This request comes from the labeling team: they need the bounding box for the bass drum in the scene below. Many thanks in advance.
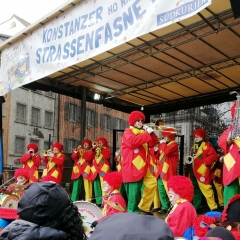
[0,194,19,209]
[73,201,103,238]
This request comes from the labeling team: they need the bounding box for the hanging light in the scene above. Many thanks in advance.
[93,93,101,100]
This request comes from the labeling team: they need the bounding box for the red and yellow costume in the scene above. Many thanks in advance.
[156,128,179,212]
[71,139,95,202]
[165,176,197,237]
[91,137,111,205]
[121,111,158,213]
[218,102,240,206]
[190,129,218,211]
[42,142,65,185]
[20,143,40,183]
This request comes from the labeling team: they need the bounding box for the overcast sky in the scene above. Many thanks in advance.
[0,0,68,24]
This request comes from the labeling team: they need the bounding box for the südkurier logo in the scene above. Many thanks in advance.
[157,0,209,26]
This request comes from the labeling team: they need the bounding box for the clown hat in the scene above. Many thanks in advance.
[103,172,122,190]
[27,143,38,153]
[193,128,207,139]
[167,175,194,202]
[96,137,108,147]
[128,111,145,126]
[52,142,63,152]
[14,168,29,181]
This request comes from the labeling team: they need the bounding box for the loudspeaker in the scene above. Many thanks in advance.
[229,0,240,19]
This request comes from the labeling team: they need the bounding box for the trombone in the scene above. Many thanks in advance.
[42,149,53,157]
[145,122,178,134]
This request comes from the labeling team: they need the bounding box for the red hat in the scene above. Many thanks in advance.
[27,143,38,153]
[103,171,122,190]
[167,175,194,202]
[161,127,176,140]
[52,142,63,152]
[96,137,108,147]
[41,175,57,183]
[193,128,207,139]
[14,168,29,180]
[128,111,145,126]
[231,101,236,120]
[82,139,92,146]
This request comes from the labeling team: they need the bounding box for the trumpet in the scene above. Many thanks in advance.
[145,122,178,134]
[184,144,198,164]
[92,142,97,148]
[42,149,53,157]
[73,145,85,155]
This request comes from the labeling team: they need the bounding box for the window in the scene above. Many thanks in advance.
[116,118,122,129]
[16,103,27,123]
[30,139,39,148]
[31,107,41,126]
[100,114,111,130]
[86,109,98,127]
[65,102,81,123]
[44,111,53,128]
[15,137,25,155]
[44,141,50,150]
[175,125,182,135]
[63,138,81,153]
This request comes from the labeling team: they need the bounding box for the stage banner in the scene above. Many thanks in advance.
[0,0,211,95]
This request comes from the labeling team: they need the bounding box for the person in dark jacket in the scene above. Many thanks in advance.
[0,182,87,240]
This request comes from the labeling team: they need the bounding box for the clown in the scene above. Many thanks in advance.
[20,143,41,183]
[91,137,111,206]
[71,139,95,202]
[189,129,218,211]
[121,110,158,214]
[41,142,65,185]
[101,171,126,218]
[155,127,179,214]
[165,175,197,237]
[218,101,240,206]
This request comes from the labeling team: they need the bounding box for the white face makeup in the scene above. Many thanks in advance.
[17,176,27,185]
[194,135,203,143]
[168,188,180,205]
[102,181,112,193]
[52,147,59,154]
[134,119,144,129]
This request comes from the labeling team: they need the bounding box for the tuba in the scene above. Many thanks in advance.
[230,91,240,140]
[184,144,198,164]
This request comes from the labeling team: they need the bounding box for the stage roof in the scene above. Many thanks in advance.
[1,0,240,114]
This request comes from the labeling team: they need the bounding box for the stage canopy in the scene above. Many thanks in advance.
[0,0,240,114]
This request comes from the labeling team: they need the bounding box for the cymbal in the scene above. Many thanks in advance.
[0,187,12,195]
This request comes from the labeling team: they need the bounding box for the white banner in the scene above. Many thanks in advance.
[0,0,211,96]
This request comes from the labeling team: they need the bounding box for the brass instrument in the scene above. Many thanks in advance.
[145,122,178,134]
[184,144,198,164]
[73,145,85,155]
[42,149,53,157]
[92,142,97,148]
[230,91,240,140]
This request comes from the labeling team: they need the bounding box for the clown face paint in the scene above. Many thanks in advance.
[168,188,180,205]
[134,119,144,129]
[103,181,112,194]
[17,176,27,185]
[194,135,203,143]
[52,147,59,154]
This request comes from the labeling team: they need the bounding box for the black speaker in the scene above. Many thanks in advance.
[230,0,240,19]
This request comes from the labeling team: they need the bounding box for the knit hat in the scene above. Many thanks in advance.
[96,137,108,147]
[14,168,29,180]
[18,182,70,226]
[222,194,240,222]
[82,139,92,146]
[27,143,38,153]
[90,212,174,240]
[193,128,207,139]
[128,111,145,126]
[52,142,63,152]
[167,176,194,202]
[231,102,236,120]
[161,127,176,141]
[103,172,122,190]
[206,227,235,240]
